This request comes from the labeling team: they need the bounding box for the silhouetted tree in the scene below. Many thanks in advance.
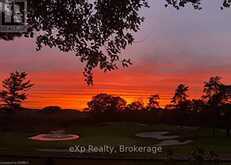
[165,104,176,110]
[112,96,127,111]
[180,100,192,111]
[171,84,190,126]
[126,101,145,111]
[41,106,62,113]
[221,104,231,136]
[0,0,149,85]
[165,0,231,10]
[88,93,126,112]
[203,76,226,106]
[202,76,226,136]
[147,94,160,110]
[171,84,189,110]
[0,71,33,111]
[191,99,205,112]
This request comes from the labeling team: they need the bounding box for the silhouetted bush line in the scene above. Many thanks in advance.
[0,73,230,135]
[0,110,94,132]
[89,110,229,128]
[0,109,230,133]
[85,76,231,136]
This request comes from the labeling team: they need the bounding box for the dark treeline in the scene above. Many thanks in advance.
[85,76,231,136]
[0,71,231,136]
[86,76,231,113]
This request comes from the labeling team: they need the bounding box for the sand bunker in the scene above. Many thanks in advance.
[105,122,147,127]
[136,131,179,140]
[158,139,192,146]
[136,131,192,146]
[29,130,80,141]
[177,126,199,130]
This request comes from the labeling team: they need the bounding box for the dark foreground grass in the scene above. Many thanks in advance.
[2,158,231,165]
[0,122,231,158]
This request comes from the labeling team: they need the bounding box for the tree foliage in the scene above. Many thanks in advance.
[191,99,205,112]
[0,71,33,110]
[126,101,145,111]
[147,94,160,110]
[165,0,231,10]
[41,106,62,113]
[87,93,127,112]
[0,0,149,85]
[171,84,189,106]
[202,76,226,107]
[202,76,229,136]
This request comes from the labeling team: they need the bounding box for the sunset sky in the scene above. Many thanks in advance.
[0,0,231,110]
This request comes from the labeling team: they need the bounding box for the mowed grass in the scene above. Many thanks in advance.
[0,122,231,157]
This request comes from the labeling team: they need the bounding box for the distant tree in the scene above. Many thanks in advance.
[221,104,231,136]
[112,96,127,111]
[165,104,176,110]
[171,84,190,126]
[83,107,90,112]
[126,101,145,111]
[202,76,225,136]
[147,95,160,110]
[88,93,126,112]
[202,76,226,106]
[191,99,205,112]
[171,84,189,110]
[41,106,62,113]
[180,99,192,111]
[0,71,33,111]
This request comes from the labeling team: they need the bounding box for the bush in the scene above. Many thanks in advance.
[41,106,62,113]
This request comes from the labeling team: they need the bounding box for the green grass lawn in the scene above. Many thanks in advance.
[1,122,231,164]
[0,122,231,157]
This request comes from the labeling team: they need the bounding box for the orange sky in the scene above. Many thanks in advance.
[19,68,231,110]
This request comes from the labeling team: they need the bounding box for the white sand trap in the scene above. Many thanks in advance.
[177,126,199,130]
[29,131,80,141]
[105,122,147,127]
[29,134,80,141]
[136,131,179,140]
[158,140,192,146]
